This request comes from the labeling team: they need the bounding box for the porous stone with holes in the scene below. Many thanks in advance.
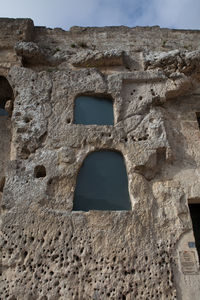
[0,18,200,300]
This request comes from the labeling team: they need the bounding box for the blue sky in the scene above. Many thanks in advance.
[1,0,200,30]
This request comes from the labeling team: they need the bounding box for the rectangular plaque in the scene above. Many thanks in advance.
[179,251,198,274]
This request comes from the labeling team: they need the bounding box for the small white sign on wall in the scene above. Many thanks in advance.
[179,251,198,274]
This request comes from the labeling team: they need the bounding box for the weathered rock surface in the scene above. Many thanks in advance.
[0,18,200,300]
[144,49,200,77]
[70,49,125,67]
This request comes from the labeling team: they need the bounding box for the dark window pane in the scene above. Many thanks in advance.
[189,204,200,259]
[0,108,9,116]
[73,151,131,211]
[74,96,114,125]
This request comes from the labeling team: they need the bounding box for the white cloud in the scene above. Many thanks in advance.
[0,0,200,30]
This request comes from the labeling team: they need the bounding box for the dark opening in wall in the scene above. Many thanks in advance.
[0,76,14,116]
[195,112,200,129]
[189,204,200,259]
[0,177,5,193]
[0,77,13,194]
[74,95,114,125]
[34,165,46,178]
[73,150,131,211]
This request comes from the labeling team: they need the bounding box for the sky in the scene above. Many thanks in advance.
[1,0,200,30]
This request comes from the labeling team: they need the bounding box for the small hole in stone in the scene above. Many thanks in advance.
[23,251,28,258]
[24,116,31,123]
[48,178,53,185]
[34,165,46,178]
[21,146,31,159]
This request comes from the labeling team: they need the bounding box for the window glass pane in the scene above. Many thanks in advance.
[73,151,131,211]
[0,108,9,116]
[74,96,114,125]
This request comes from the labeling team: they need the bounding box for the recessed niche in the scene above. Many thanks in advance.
[34,165,46,178]
[73,150,131,211]
[74,95,114,125]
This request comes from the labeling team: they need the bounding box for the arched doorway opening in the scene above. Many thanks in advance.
[0,76,14,116]
[188,202,200,259]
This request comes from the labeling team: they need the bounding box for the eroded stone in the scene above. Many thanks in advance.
[0,18,200,300]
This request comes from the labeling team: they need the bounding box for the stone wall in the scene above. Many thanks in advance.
[0,18,200,300]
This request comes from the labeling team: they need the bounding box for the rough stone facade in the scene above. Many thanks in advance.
[0,18,200,300]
